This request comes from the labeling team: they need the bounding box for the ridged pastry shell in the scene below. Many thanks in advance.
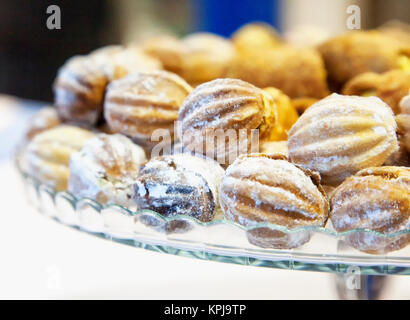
[330,166,410,254]
[288,94,399,185]
[219,153,329,249]
[68,133,147,207]
[104,71,192,149]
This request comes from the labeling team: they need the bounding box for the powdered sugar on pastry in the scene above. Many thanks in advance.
[68,133,146,207]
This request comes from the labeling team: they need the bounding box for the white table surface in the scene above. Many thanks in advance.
[0,95,408,299]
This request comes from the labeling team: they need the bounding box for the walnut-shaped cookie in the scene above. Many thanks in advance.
[54,56,108,125]
[318,30,408,89]
[133,154,225,222]
[180,33,236,86]
[24,125,95,191]
[219,154,329,249]
[178,78,277,166]
[396,94,410,153]
[22,107,61,143]
[260,140,288,157]
[140,35,185,75]
[263,87,299,141]
[288,94,399,185]
[89,45,162,81]
[104,71,192,149]
[330,166,410,254]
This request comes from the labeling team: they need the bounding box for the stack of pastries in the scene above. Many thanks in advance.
[20,22,410,254]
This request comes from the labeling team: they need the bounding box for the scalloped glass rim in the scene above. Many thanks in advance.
[15,151,410,275]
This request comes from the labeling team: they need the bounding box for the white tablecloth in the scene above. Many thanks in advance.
[0,96,408,299]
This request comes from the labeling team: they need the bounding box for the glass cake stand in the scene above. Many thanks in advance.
[16,158,410,299]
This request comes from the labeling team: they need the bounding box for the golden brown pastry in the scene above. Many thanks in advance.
[330,166,410,254]
[180,33,236,86]
[342,70,410,114]
[54,56,108,125]
[178,78,277,166]
[104,70,192,149]
[219,153,329,249]
[231,22,282,55]
[378,21,410,47]
[68,133,146,207]
[260,140,288,157]
[133,153,225,222]
[396,94,410,153]
[263,87,299,141]
[383,139,409,167]
[318,30,409,89]
[140,35,185,75]
[229,45,329,99]
[24,125,95,191]
[23,107,61,142]
[288,94,399,185]
[89,45,162,81]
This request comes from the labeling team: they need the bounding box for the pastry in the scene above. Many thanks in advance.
[178,78,277,166]
[318,30,408,89]
[68,133,146,207]
[23,107,61,142]
[396,94,410,153]
[228,45,329,99]
[219,153,329,249]
[24,125,95,191]
[133,154,225,223]
[263,87,299,141]
[104,70,192,149]
[231,22,282,55]
[89,45,162,81]
[330,166,410,254]
[383,139,409,167]
[288,94,399,185]
[342,70,410,114]
[140,35,185,75]
[54,55,108,125]
[180,33,236,86]
[260,140,288,157]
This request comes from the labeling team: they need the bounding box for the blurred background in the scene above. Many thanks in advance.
[0,0,409,101]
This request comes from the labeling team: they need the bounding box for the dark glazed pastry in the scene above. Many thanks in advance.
[133,154,225,222]
[330,166,410,254]
[219,153,329,249]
